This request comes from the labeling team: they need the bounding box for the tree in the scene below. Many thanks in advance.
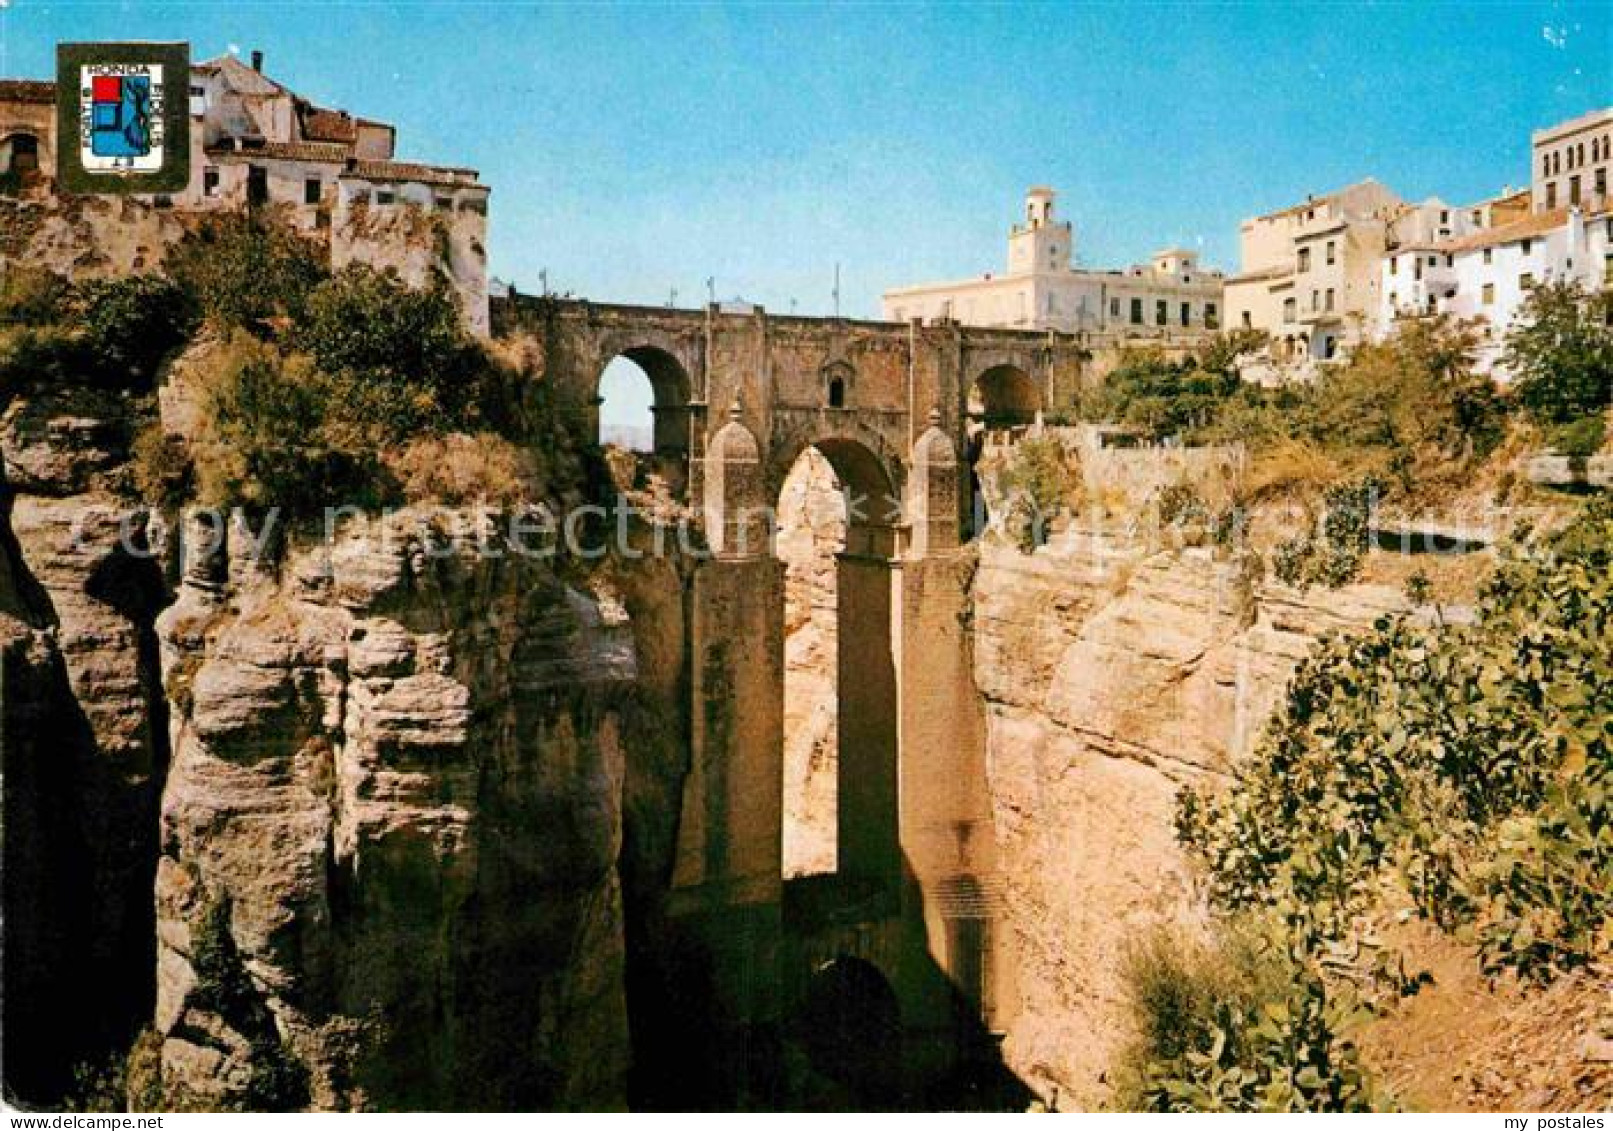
[1502,280,1613,426]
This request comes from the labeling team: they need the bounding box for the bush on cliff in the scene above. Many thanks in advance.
[163,215,328,333]
[1178,496,1612,976]
[0,269,194,395]
[176,266,527,522]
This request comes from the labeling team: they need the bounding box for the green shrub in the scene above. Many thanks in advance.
[131,422,195,509]
[1546,414,1606,458]
[191,337,394,520]
[1503,281,1613,427]
[996,435,1068,552]
[0,264,72,325]
[165,215,327,332]
[293,264,487,441]
[75,275,196,387]
[1179,498,1613,982]
[1117,922,1380,1112]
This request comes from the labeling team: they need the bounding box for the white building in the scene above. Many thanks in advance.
[1377,205,1612,377]
[881,187,1225,342]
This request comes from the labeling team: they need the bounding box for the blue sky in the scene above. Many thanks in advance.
[4,2,1609,434]
[5,1,1608,316]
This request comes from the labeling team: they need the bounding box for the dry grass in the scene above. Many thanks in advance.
[384,431,541,507]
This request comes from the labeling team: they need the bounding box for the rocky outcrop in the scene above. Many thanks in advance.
[150,510,658,1109]
[973,529,1405,1109]
[777,448,842,878]
[1,385,169,1103]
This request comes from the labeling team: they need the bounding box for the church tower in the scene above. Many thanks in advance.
[1007,186,1072,275]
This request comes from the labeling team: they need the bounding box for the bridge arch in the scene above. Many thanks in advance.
[968,363,1040,432]
[593,341,694,478]
[795,955,902,1102]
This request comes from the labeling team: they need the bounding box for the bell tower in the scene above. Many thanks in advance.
[1007,186,1072,275]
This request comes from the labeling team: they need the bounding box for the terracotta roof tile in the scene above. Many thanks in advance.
[343,159,481,187]
[1439,208,1570,254]
[206,140,351,163]
[299,105,357,144]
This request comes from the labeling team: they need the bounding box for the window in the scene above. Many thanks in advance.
[1311,289,1320,311]
[203,166,219,197]
[1520,271,1534,290]
[1445,254,1453,268]
[1325,288,1335,311]
[1415,258,1423,281]
[1482,282,1495,305]
[1427,255,1438,266]
[1206,303,1219,329]
[1180,302,1191,327]
[1240,310,1251,329]
[1570,175,1581,206]
[1521,238,1532,256]
[435,195,454,211]
[1389,256,1398,276]
[1110,297,1120,318]
[1546,182,1557,209]
[1604,254,1612,285]
[1283,296,1297,322]
[1597,169,1607,198]
[1324,336,1338,360]
[1155,299,1167,326]
[1298,247,1311,272]
[376,190,395,205]
[247,165,268,207]
[828,375,846,408]
[1130,297,1143,325]
[304,177,322,205]
[1440,209,1449,224]
[1325,240,1335,265]
[1483,248,1492,265]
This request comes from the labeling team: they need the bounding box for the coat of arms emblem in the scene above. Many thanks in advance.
[81,64,164,171]
[56,42,189,193]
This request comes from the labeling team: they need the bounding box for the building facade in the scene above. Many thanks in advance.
[880,187,1225,343]
[0,52,490,332]
[1372,108,1613,379]
[1224,179,1422,369]
[1533,107,1612,214]
[1376,205,1612,377]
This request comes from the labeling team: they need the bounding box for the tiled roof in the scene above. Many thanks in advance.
[299,105,357,144]
[0,79,55,104]
[343,159,481,187]
[206,140,351,163]
[1439,207,1570,254]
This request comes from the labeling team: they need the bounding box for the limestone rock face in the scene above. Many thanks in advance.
[972,531,1404,1109]
[0,387,168,1102]
[152,512,647,1109]
[776,448,843,879]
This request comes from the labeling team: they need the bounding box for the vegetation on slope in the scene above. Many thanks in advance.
[1122,499,1612,1111]
[2,216,554,529]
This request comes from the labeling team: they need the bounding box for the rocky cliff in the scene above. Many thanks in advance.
[0,375,696,1109]
[971,529,1406,1108]
[2,384,170,1101]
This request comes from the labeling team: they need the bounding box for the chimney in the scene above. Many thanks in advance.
[250,50,263,72]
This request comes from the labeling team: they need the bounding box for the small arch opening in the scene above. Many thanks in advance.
[828,376,846,408]
[595,345,691,494]
[968,365,1039,434]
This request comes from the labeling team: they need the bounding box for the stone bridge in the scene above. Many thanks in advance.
[494,296,1089,1102]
